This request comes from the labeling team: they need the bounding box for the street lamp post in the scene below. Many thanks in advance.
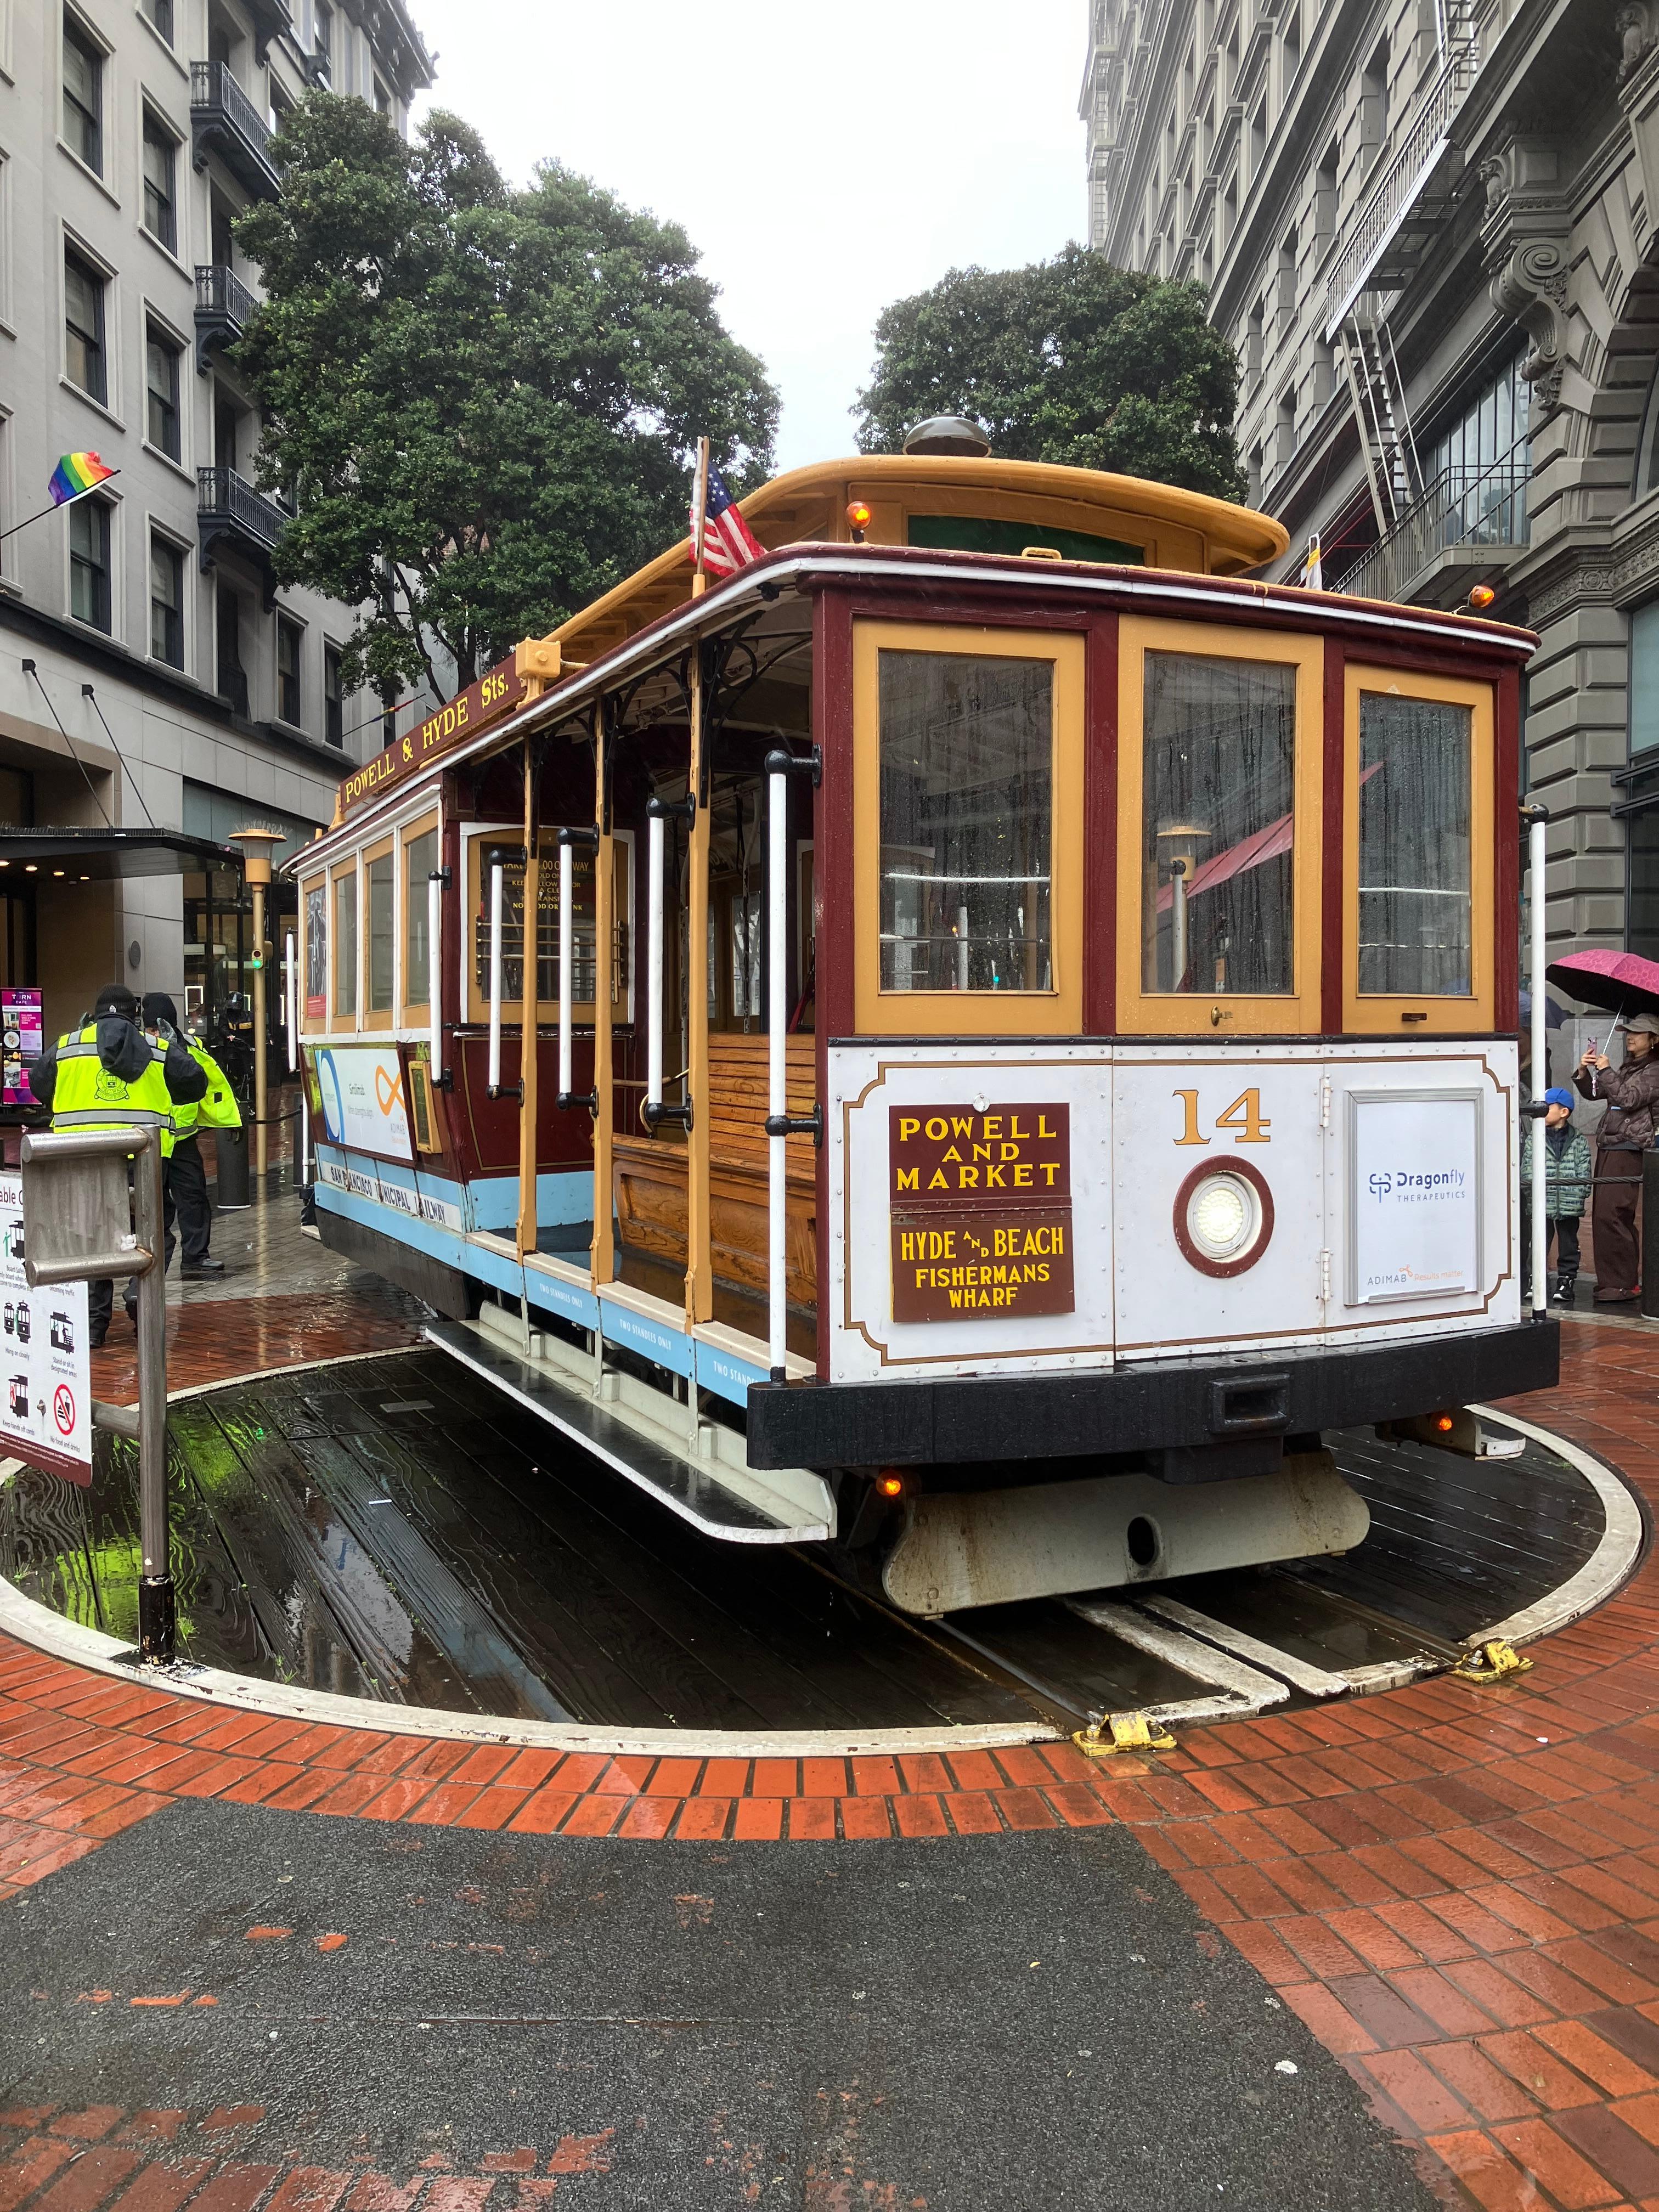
[228,828,286,1182]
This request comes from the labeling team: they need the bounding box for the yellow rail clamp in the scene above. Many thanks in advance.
[1072,1709,1178,1758]
[1453,1638,1533,1685]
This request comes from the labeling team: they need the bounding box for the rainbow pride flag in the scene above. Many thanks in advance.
[48,451,117,506]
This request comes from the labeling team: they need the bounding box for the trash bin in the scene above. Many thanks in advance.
[216,1125,251,1211]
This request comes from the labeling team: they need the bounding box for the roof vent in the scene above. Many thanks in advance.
[901,416,991,458]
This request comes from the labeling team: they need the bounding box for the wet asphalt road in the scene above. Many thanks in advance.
[0,1798,1440,2210]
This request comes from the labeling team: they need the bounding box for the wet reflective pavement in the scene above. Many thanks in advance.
[0,1340,1609,1731]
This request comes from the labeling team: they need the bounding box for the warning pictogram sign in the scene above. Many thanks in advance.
[53,1383,74,1435]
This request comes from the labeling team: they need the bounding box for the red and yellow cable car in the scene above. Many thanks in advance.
[287,428,1553,1616]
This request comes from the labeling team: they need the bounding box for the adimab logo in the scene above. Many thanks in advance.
[1367,1166,1468,1201]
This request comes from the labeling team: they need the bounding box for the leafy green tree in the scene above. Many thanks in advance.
[236,99,777,704]
[854,246,1244,502]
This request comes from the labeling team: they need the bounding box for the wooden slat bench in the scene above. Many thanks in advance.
[612,1034,817,1308]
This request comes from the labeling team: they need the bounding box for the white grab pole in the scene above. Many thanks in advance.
[488,857,504,1096]
[558,839,574,1099]
[427,871,443,1080]
[1530,809,1548,1316]
[284,931,297,1073]
[768,767,788,1376]
[1171,860,1189,989]
[646,811,664,1116]
[956,903,970,993]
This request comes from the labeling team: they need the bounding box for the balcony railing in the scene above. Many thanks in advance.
[198,466,286,606]
[1322,60,1474,336]
[190,59,279,199]
[193,262,258,374]
[1338,441,1531,605]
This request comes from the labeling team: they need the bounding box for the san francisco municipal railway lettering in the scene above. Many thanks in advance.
[888,1103,1074,1323]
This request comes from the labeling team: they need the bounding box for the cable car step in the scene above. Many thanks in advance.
[422,1317,834,1545]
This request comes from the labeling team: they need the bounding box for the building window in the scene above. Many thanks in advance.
[145,322,182,460]
[1424,352,1531,545]
[277,617,302,725]
[142,112,178,252]
[216,585,248,716]
[374,75,391,115]
[1632,600,1659,758]
[324,644,344,746]
[1631,811,1659,958]
[141,0,174,43]
[62,14,102,175]
[69,495,111,631]
[149,534,183,667]
[64,247,106,404]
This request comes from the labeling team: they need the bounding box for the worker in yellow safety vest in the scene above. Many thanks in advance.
[25,983,207,1345]
[143,993,239,1281]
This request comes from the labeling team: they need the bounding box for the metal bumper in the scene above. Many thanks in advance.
[745,1319,1560,1472]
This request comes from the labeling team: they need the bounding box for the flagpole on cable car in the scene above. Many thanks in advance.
[691,437,710,601]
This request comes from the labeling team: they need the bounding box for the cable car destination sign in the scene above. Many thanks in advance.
[338,653,527,816]
[889,1103,1074,1322]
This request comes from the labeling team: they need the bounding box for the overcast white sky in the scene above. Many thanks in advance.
[410,2,1088,471]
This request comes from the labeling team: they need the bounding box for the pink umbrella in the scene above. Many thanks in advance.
[1544,949,1659,1018]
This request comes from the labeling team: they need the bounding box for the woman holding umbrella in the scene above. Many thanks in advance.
[1550,951,1659,1305]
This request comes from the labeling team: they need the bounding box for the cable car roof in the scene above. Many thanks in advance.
[290,540,1537,874]
[551,453,1292,668]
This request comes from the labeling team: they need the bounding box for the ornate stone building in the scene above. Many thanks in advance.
[1080,0,1659,981]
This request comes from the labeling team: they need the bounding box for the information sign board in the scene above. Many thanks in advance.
[0,1172,89,1482]
[888,1103,1074,1322]
[2,990,43,1107]
[1349,1090,1482,1304]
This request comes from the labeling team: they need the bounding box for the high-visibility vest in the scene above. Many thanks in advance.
[171,1041,241,1136]
[50,1024,178,1159]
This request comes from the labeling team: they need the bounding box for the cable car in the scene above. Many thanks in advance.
[287,430,1554,1615]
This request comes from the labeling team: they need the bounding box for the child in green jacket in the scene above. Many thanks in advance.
[1520,1088,1593,1304]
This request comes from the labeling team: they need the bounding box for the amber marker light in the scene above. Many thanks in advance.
[879,1474,904,1498]
[847,499,872,544]
[1468,584,1497,613]
[1436,1413,1455,1432]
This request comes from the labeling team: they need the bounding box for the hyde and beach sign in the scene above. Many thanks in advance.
[1350,1092,1481,1304]
[888,1103,1075,1323]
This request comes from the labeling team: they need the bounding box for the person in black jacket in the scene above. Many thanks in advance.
[27,983,207,1343]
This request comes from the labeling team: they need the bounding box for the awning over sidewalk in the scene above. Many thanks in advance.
[0,828,241,881]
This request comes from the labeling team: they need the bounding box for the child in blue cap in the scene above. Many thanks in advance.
[1521,1087,1593,1303]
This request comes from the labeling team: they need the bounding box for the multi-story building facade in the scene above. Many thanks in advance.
[1081,0,1659,1002]
[0,0,430,1039]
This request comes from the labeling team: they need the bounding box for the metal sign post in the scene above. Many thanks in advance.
[19,1125,172,1660]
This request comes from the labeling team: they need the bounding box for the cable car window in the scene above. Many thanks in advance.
[334,868,358,1019]
[303,878,325,1026]
[367,853,394,1012]
[403,824,437,1008]
[1358,692,1471,997]
[877,650,1052,994]
[1141,652,1297,996]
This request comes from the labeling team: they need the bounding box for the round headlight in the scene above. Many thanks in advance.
[1186,1172,1256,1260]
[1173,1156,1276,1278]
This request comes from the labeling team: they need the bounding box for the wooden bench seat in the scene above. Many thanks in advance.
[613,1034,817,1307]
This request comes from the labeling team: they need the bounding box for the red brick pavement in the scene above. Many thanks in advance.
[86,1292,420,1405]
[5,1321,1659,2209]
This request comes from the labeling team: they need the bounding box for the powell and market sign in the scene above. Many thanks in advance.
[338,654,527,816]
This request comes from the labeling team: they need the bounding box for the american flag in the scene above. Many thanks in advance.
[692,462,765,577]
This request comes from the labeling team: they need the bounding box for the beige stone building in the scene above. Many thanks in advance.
[0,0,430,1043]
[1081,0,1659,994]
